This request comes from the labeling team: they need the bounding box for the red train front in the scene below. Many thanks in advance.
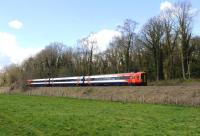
[113,72,147,86]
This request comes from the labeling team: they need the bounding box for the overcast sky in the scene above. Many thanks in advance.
[0,0,200,69]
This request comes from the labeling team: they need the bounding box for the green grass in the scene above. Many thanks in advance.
[0,94,199,136]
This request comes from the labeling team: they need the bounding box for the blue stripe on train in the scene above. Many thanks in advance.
[30,81,133,87]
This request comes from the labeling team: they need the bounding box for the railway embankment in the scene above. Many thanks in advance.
[1,81,200,106]
[24,84,200,106]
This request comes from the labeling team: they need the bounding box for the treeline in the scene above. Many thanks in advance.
[1,1,200,88]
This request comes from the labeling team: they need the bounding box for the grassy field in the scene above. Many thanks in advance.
[0,94,199,136]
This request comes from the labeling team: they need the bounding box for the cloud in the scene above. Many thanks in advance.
[8,20,23,29]
[189,8,199,15]
[87,29,121,52]
[0,32,41,69]
[160,1,199,20]
[160,1,173,11]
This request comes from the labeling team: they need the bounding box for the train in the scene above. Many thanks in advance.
[26,72,147,87]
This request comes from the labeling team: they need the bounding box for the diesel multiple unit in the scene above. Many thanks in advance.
[27,72,147,87]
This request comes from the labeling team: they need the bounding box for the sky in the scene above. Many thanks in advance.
[0,0,200,69]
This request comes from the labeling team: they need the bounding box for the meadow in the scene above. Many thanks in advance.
[0,94,199,136]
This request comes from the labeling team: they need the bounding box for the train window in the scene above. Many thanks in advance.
[32,80,49,83]
[52,79,80,82]
[90,77,118,81]
[90,78,104,81]
[114,76,130,80]
[115,77,122,80]
[122,76,130,80]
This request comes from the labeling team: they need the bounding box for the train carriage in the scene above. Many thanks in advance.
[27,72,147,87]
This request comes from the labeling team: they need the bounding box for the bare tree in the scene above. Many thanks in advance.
[58,47,75,76]
[117,19,137,72]
[141,16,165,80]
[174,1,195,79]
[190,36,200,77]
[78,33,97,75]
[161,8,179,79]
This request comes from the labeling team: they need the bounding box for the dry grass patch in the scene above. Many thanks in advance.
[0,87,10,94]
[25,85,200,106]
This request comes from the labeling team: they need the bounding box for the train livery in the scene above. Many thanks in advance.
[27,72,147,87]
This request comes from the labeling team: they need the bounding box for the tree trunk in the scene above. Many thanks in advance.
[153,50,159,81]
[171,54,174,79]
[187,59,191,79]
[159,50,164,80]
[89,49,93,75]
[126,46,130,72]
[181,53,186,79]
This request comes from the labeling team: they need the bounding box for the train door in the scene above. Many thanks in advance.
[130,74,136,85]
